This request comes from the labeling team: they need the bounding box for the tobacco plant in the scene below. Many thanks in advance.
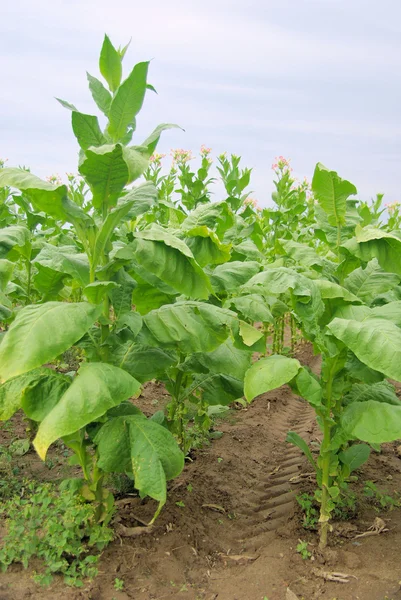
[243,163,401,548]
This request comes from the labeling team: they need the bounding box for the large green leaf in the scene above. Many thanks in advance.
[108,62,149,141]
[139,301,236,354]
[185,226,231,267]
[344,259,400,304]
[339,444,370,472]
[344,227,401,276]
[292,367,322,407]
[71,111,106,150]
[95,415,184,519]
[0,169,88,223]
[0,368,68,420]
[312,163,357,228]
[109,269,136,318]
[117,225,211,299]
[328,317,401,381]
[0,260,14,291]
[33,244,90,287]
[227,294,273,323]
[0,226,31,259]
[315,280,361,303]
[341,400,401,443]
[210,261,260,294]
[21,370,71,421]
[84,281,119,305]
[370,302,401,327]
[278,239,324,269]
[244,355,301,401]
[34,363,140,459]
[123,181,158,218]
[181,201,233,232]
[345,381,401,407]
[99,34,122,93]
[79,144,129,211]
[0,302,101,382]
[109,341,176,382]
[86,72,112,116]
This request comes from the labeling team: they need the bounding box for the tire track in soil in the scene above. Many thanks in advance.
[235,394,315,548]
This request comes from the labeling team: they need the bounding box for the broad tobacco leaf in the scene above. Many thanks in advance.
[34,363,141,459]
[0,302,102,382]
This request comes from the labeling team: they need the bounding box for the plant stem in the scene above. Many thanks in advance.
[319,358,336,549]
[26,259,31,302]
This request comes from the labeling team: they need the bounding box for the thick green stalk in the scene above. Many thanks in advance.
[26,259,31,302]
[319,358,336,549]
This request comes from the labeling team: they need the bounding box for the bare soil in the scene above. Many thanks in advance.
[1,345,401,600]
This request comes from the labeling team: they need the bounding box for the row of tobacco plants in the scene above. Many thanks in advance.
[1,34,401,560]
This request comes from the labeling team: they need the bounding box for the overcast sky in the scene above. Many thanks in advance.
[1,0,400,207]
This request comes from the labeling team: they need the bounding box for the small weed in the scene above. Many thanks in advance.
[0,481,113,587]
[175,500,185,508]
[363,481,400,511]
[296,493,318,530]
[186,483,193,492]
[217,457,223,463]
[296,539,312,560]
[114,578,124,591]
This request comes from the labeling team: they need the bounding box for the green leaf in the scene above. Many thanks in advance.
[0,368,66,420]
[99,34,122,92]
[21,370,71,421]
[239,320,264,347]
[71,111,106,149]
[293,367,322,407]
[110,342,176,382]
[117,225,211,299]
[0,168,88,224]
[109,269,136,318]
[122,146,150,182]
[79,144,129,211]
[278,239,324,269]
[286,431,317,470]
[34,363,140,459]
[339,444,370,472]
[0,302,101,383]
[371,301,401,327]
[185,226,231,267]
[312,163,357,228]
[33,244,90,287]
[139,301,236,355]
[123,181,158,218]
[244,355,301,402]
[341,400,401,443]
[227,294,274,324]
[328,317,401,382]
[108,61,149,141]
[55,97,78,111]
[344,259,400,305]
[95,415,184,519]
[345,381,401,406]
[140,123,183,155]
[210,261,260,294]
[115,311,143,335]
[84,281,119,304]
[91,202,134,272]
[315,280,361,303]
[345,227,401,276]
[0,226,31,260]
[86,72,112,116]
[0,259,14,291]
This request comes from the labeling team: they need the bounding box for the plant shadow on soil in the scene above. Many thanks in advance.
[1,344,401,600]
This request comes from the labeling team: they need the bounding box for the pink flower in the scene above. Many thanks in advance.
[46,174,63,185]
[149,153,166,165]
[271,156,292,172]
[170,148,194,164]
[200,144,212,156]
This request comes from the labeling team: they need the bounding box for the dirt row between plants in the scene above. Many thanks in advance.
[2,346,401,600]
